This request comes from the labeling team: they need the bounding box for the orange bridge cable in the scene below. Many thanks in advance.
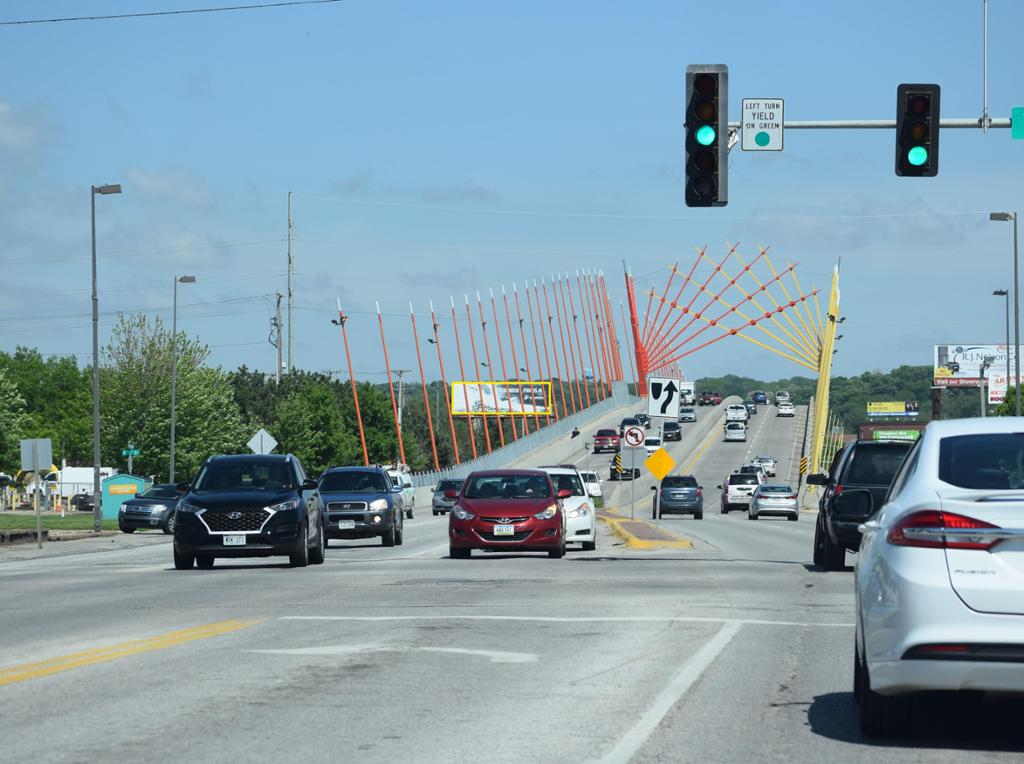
[376,303,407,466]
[561,272,591,408]
[643,245,734,365]
[583,269,611,398]
[530,279,559,421]
[623,267,647,396]
[639,277,657,349]
[574,271,602,404]
[601,273,623,380]
[476,292,506,446]
[541,277,572,416]
[641,261,679,348]
[501,286,530,435]
[463,295,492,454]
[490,289,520,440]
[593,271,618,389]
[548,275,580,414]
[619,300,639,392]
[524,281,553,424]
[644,252,704,363]
[449,297,479,459]
[336,299,369,466]
[430,302,461,465]
[513,284,542,430]
[410,304,441,471]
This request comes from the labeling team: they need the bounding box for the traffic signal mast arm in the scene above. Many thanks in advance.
[725,118,1011,132]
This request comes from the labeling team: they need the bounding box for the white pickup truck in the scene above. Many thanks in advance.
[725,404,749,422]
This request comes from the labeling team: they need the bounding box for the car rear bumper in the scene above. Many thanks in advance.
[660,500,702,514]
[750,502,798,517]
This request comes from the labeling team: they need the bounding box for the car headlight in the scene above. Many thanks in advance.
[452,505,475,520]
[568,503,591,519]
[267,498,300,513]
[533,504,558,520]
[177,501,203,513]
[369,498,389,511]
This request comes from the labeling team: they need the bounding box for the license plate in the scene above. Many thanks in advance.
[337,520,356,530]
[494,524,515,536]
[223,535,246,546]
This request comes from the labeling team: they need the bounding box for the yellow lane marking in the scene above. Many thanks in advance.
[0,618,261,687]
[678,413,725,474]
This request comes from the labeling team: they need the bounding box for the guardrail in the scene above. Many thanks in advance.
[411,382,639,487]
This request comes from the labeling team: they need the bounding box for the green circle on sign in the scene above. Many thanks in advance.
[755,131,771,147]
[695,125,716,146]
[907,146,928,166]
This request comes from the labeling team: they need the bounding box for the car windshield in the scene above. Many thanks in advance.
[436,479,463,492]
[646,438,661,446]
[464,474,552,499]
[760,485,793,494]
[663,476,697,488]
[845,445,911,485]
[549,473,585,496]
[731,475,759,486]
[597,429,617,437]
[320,471,390,493]
[141,485,178,499]
[194,461,294,491]
[727,423,744,430]
[580,472,599,482]
[939,433,1024,489]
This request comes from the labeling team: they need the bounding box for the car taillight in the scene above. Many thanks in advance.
[786,495,797,500]
[887,510,1000,551]
[696,489,702,497]
[833,484,843,496]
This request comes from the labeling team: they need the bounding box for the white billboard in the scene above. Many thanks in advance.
[934,344,1015,388]
[450,381,552,416]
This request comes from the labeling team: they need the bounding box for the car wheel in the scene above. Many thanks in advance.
[173,547,194,570]
[695,512,703,520]
[788,513,798,521]
[120,525,135,533]
[381,523,396,547]
[548,543,565,559]
[749,512,758,520]
[822,527,846,571]
[721,503,729,514]
[450,546,470,559]
[813,515,825,566]
[406,509,413,520]
[310,521,326,565]
[290,524,310,567]
[582,539,597,551]
[196,555,214,569]
[163,514,176,535]
[857,644,908,738]
[433,510,439,516]
[395,520,404,546]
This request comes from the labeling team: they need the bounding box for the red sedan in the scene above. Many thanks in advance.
[448,470,569,559]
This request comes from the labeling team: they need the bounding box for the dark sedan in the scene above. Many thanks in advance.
[662,421,682,441]
[118,483,180,534]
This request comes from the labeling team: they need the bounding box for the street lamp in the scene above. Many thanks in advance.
[91,183,121,533]
[994,289,1010,407]
[169,275,196,483]
[980,355,995,417]
[991,212,1020,415]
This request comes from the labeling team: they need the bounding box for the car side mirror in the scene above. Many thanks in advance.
[557,488,572,499]
[444,489,458,499]
[805,473,828,486]
[134,492,143,498]
[833,489,873,519]
[175,481,191,493]
[392,485,403,492]
[302,478,318,491]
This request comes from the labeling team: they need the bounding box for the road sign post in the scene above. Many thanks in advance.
[741,98,784,151]
[20,438,52,549]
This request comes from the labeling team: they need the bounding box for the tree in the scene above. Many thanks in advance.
[0,367,27,472]
[277,383,359,475]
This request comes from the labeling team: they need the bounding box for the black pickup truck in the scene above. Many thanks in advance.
[806,439,913,571]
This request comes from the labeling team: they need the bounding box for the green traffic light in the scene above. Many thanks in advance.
[696,125,716,146]
[907,146,928,166]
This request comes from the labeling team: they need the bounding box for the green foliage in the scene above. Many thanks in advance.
[276,383,358,476]
[0,367,28,472]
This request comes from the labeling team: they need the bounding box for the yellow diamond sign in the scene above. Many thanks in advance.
[644,447,676,481]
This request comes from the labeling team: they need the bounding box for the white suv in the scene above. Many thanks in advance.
[539,466,596,551]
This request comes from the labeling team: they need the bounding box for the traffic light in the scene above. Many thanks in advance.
[895,83,940,177]
[685,64,728,207]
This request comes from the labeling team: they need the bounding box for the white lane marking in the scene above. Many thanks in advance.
[411,542,451,558]
[280,615,852,628]
[250,644,538,664]
[591,622,742,764]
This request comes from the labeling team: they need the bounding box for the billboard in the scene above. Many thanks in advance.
[866,401,919,418]
[933,344,1014,387]
[450,381,552,416]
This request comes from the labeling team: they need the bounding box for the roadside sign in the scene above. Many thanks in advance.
[20,438,52,473]
[741,98,784,151]
[247,428,278,455]
[1013,107,1024,140]
[121,447,140,457]
[799,456,808,475]
[644,448,676,481]
[623,426,646,448]
[648,376,681,419]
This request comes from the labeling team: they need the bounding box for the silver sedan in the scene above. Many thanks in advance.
[747,484,798,520]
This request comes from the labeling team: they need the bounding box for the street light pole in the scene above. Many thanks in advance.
[170,275,196,483]
[91,183,121,534]
[995,289,1010,407]
[991,212,1020,415]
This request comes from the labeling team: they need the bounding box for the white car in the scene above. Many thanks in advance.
[852,418,1024,737]
[539,467,596,551]
[644,436,662,455]
[752,455,777,476]
[387,466,415,519]
[776,402,795,417]
[723,422,746,442]
[579,470,603,500]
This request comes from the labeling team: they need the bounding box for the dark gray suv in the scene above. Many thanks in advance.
[654,475,703,519]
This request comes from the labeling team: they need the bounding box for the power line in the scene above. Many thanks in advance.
[0,0,345,26]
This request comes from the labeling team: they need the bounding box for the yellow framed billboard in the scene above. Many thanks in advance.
[450,380,553,416]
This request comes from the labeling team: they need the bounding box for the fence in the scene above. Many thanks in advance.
[410,381,638,487]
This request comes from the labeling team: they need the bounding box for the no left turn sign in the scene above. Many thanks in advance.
[623,426,646,448]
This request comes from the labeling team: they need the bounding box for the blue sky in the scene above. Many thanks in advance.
[2,0,1023,384]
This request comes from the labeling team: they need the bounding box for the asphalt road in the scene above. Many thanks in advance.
[2,404,1022,763]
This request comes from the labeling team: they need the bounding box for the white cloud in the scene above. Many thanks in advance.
[124,166,216,209]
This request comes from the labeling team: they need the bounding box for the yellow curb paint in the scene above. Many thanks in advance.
[599,515,694,550]
[0,618,262,687]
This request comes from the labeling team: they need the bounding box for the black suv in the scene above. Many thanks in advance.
[662,421,682,441]
[172,454,325,570]
[806,440,913,571]
[319,466,404,546]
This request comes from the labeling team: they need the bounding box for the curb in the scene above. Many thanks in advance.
[599,511,694,550]
[0,529,49,545]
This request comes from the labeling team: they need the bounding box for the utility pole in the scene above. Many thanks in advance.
[286,190,294,374]
[394,369,410,427]
[270,291,283,383]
